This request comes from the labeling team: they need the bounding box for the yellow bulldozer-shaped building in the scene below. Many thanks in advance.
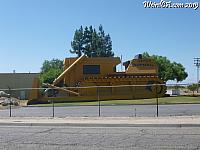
[28,54,166,104]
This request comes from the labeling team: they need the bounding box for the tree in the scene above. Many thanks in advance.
[187,84,198,96]
[171,62,188,82]
[70,25,114,57]
[40,59,63,84]
[70,26,84,57]
[142,52,188,82]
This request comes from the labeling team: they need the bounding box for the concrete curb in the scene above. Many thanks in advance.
[0,122,200,127]
[1,116,200,127]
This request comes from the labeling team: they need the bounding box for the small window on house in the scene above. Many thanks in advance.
[83,65,100,74]
[113,66,116,72]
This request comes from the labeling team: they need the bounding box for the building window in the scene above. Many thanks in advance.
[113,66,116,72]
[83,65,100,74]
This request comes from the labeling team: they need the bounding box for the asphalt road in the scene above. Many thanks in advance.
[1,104,200,117]
[0,126,200,149]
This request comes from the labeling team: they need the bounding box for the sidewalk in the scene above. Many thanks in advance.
[1,116,200,127]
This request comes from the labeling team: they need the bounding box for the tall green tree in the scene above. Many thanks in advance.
[70,25,114,57]
[142,52,188,82]
[40,59,63,84]
[70,26,84,57]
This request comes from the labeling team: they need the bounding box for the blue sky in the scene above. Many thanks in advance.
[0,0,199,83]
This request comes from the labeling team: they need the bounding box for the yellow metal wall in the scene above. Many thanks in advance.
[126,59,158,74]
[63,57,120,87]
[58,56,165,100]
[78,77,165,98]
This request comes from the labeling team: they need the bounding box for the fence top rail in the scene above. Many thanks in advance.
[0,83,194,91]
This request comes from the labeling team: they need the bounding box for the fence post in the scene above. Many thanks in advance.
[134,107,136,117]
[52,99,55,118]
[97,87,101,117]
[8,87,12,117]
[156,84,159,117]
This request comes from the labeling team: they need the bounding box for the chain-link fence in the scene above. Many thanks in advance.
[0,84,200,117]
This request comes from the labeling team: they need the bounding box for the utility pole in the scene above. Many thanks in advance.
[194,58,200,93]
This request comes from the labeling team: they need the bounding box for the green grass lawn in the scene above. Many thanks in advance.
[29,96,200,107]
